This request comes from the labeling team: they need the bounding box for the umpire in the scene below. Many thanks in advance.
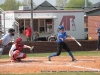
[0,28,15,57]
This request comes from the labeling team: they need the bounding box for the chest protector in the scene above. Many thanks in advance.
[15,43,24,52]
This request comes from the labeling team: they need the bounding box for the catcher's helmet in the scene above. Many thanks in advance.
[8,28,15,33]
[58,25,64,29]
[16,38,22,44]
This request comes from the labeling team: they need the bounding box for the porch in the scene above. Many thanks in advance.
[15,18,55,41]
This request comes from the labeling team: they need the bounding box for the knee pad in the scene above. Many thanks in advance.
[22,54,27,59]
[14,50,20,55]
[13,50,20,59]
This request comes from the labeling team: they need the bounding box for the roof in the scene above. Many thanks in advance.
[84,2,100,12]
[83,2,100,16]
[5,10,84,13]
[34,0,57,10]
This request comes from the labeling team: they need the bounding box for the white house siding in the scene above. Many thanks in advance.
[0,10,84,41]
[54,11,84,39]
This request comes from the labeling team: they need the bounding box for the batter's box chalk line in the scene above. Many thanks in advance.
[66,63,100,72]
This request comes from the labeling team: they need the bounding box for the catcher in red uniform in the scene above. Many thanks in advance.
[9,38,34,62]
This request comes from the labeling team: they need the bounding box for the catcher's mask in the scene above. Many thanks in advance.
[16,38,22,46]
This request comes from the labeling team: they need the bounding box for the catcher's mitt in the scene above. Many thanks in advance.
[30,46,34,52]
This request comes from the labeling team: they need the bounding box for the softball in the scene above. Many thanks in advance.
[89,37,92,40]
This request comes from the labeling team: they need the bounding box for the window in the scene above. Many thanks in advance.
[38,19,53,33]
[84,28,88,32]
[19,20,24,33]
[25,19,30,27]
[39,19,45,33]
[46,19,53,33]
[17,19,31,34]
[84,28,88,40]
[40,27,44,32]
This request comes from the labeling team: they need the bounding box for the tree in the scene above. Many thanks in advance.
[56,0,68,10]
[2,0,21,10]
[0,4,4,9]
[65,0,92,10]
[16,1,21,9]
[21,0,31,6]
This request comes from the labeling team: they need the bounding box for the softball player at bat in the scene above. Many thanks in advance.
[48,25,76,61]
[9,38,34,62]
[0,28,15,57]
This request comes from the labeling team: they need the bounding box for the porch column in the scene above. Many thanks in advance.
[24,19,25,31]
[31,0,34,41]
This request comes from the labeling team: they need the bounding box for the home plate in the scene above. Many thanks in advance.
[8,63,14,65]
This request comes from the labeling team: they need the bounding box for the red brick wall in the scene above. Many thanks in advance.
[3,40,98,55]
[88,16,100,40]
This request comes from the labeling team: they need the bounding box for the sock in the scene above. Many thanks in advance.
[68,51,74,59]
[49,53,57,57]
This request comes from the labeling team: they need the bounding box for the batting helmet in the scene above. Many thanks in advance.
[58,25,64,30]
[8,28,15,33]
[16,38,22,44]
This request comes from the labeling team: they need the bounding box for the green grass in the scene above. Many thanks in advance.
[72,51,100,56]
[0,51,100,59]
[1,72,100,75]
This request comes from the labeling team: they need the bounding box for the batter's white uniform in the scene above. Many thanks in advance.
[9,44,27,58]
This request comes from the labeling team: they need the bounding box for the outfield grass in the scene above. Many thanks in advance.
[1,72,100,75]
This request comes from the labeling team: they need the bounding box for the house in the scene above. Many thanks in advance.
[0,1,84,41]
[84,2,100,40]
[34,0,57,10]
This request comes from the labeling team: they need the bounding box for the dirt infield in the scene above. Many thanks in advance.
[0,56,100,74]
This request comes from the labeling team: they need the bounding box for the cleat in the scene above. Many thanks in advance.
[47,56,51,61]
[72,58,77,61]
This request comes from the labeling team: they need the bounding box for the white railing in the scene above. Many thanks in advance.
[0,8,19,37]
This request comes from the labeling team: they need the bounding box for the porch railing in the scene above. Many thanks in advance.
[0,8,19,38]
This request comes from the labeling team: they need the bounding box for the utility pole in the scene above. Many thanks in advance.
[85,0,88,7]
[3,13,5,35]
[31,0,34,42]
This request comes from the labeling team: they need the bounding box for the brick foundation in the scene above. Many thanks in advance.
[3,40,98,55]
